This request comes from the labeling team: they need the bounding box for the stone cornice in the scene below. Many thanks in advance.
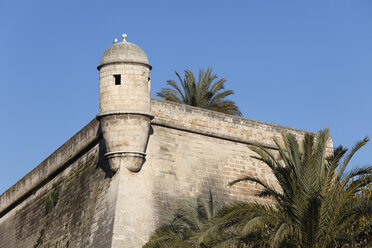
[97,61,152,70]
[96,110,154,120]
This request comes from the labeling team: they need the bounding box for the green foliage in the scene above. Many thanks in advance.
[157,68,242,116]
[45,188,60,214]
[144,191,223,248]
[194,129,372,247]
[45,200,53,214]
[36,186,70,247]
[346,183,372,246]
[51,191,59,205]
[144,129,371,247]
[34,229,45,248]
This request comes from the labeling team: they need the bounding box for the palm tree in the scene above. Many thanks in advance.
[157,68,242,116]
[144,191,223,248]
[195,129,372,247]
[347,183,372,247]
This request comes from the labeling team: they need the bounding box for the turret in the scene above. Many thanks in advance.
[97,34,153,173]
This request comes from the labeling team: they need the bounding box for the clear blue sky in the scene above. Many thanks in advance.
[1,1,371,194]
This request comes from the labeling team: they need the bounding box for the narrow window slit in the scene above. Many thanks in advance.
[114,75,121,85]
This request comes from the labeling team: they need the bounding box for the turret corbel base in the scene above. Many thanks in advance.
[105,151,146,173]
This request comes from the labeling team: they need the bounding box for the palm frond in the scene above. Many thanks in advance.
[157,68,242,116]
[338,137,370,180]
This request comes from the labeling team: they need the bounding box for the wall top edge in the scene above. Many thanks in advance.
[0,119,101,216]
[150,98,315,135]
[0,98,324,217]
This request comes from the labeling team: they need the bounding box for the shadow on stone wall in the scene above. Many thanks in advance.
[96,124,114,178]
[151,161,230,228]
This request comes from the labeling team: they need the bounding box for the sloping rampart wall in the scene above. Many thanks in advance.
[0,99,331,247]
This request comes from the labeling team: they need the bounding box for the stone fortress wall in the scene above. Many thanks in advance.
[0,98,330,248]
[0,34,333,247]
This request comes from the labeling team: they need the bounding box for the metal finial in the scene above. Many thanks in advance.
[122,33,127,42]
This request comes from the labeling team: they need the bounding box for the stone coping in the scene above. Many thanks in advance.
[0,119,101,217]
[150,98,313,135]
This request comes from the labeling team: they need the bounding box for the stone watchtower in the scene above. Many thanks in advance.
[97,34,154,173]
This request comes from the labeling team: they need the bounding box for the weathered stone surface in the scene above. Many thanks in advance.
[112,99,333,247]
[99,64,151,113]
[0,99,333,247]
[0,138,117,247]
